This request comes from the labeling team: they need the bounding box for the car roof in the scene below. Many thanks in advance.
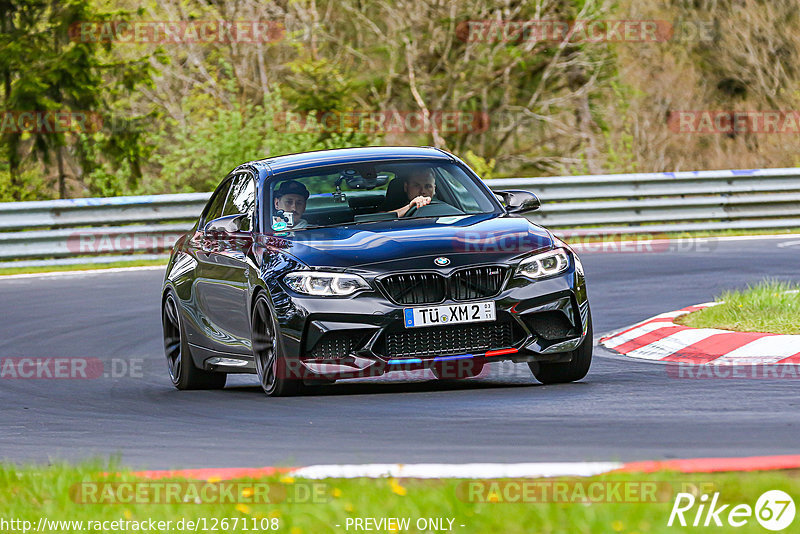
[254,146,454,176]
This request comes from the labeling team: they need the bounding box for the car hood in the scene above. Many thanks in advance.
[256,213,554,270]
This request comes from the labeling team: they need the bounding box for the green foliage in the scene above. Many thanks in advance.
[0,165,48,202]
[6,0,800,199]
[0,0,156,199]
[148,94,375,194]
[284,57,354,114]
[463,150,496,179]
[601,81,639,173]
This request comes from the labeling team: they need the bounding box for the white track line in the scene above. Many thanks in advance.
[0,265,165,280]
[291,462,624,479]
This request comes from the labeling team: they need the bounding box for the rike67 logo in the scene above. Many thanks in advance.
[668,490,795,531]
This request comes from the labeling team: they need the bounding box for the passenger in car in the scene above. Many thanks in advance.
[273,180,310,229]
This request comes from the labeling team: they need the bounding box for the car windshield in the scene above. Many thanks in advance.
[265,161,499,231]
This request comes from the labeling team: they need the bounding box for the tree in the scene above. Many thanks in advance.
[0,0,157,199]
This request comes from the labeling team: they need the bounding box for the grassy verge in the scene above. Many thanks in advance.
[677,280,800,335]
[1,462,798,533]
[0,259,167,276]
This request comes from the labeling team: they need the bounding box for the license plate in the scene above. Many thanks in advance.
[403,301,496,328]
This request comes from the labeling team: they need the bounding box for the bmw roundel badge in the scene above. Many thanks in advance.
[434,257,450,266]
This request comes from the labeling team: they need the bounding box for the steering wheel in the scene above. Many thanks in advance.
[402,199,443,218]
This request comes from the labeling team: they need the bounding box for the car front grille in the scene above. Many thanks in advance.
[381,266,506,305]
[382,321,515,359]
[450,267,506,300]
[380,273,446,305]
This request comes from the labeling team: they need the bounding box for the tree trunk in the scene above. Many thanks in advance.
[56,144,66,199]
[1,1,21,200]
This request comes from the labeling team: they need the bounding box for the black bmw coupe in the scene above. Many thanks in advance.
[162,146,592,396]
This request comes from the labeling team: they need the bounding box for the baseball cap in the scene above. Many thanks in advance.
[274,180,310,199]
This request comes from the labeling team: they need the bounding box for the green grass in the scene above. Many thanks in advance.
[1,462,799,533]
[677,280,800,335]
[0,259,167,276]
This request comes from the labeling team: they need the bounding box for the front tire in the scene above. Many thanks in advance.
[252,293,301,397]
[528,312,593,385]
[162,290,227,390]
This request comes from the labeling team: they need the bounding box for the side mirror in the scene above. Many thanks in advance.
[494,190,540,213]
[204,214,248,234]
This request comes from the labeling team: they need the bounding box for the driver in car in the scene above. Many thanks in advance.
[391,168,436,217]
[273,180,309,229]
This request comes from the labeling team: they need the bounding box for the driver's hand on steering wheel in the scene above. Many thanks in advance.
[407,195,431,212]
[392,195,433,217]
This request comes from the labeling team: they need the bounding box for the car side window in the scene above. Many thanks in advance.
[202,179,233,228]
[222,173,255,230]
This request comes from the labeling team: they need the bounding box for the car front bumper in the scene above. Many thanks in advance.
[270,263,590,380]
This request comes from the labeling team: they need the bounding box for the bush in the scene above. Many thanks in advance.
[147,94,376,194]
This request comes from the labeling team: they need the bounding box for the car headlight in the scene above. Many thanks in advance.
[283,271,370,296]
[515,248,570,279]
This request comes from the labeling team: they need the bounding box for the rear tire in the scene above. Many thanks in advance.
[252,293,301,397]
[528,312,593,385]
[162,290,227,390]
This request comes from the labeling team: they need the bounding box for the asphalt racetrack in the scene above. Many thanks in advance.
[1,236,798,469]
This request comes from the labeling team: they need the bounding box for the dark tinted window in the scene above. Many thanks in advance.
[223,174,256,230]
[202,179,232,227]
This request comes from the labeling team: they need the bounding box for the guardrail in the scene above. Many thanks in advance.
[2,168,800,267]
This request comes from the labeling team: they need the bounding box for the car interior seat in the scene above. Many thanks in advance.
[380,177,409,212]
